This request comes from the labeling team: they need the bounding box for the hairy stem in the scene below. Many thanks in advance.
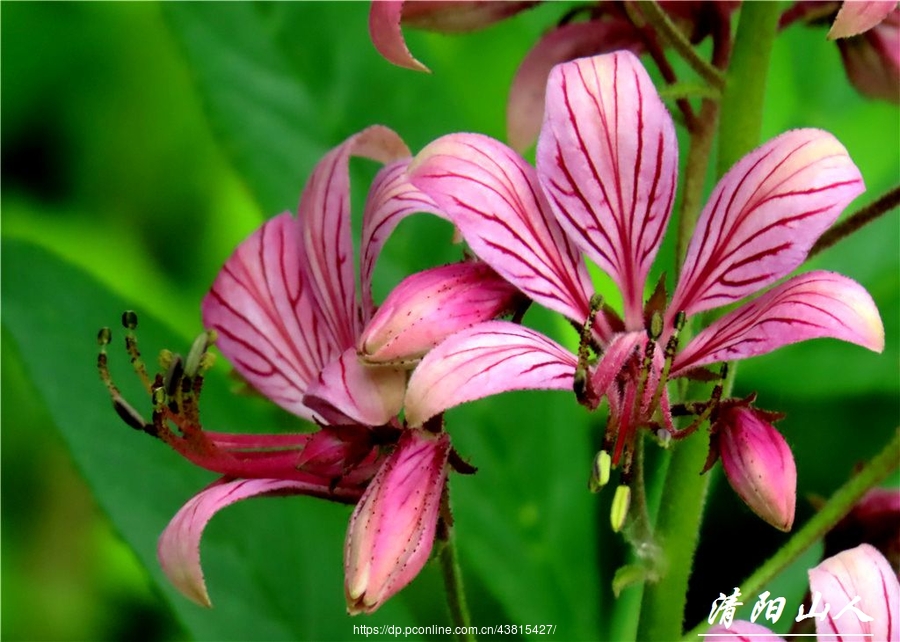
[439,527,474,641]
[808,184,900,259]
[684,429,900,640]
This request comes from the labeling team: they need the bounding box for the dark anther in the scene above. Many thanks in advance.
[98,327,111,347]
[122,310,138,330]
[113,398,152,433]
[673,310,686,331]
[164,355,184,397]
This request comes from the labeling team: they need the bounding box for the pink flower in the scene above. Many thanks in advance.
[714,406,797,531]
[402,52,883,495]
[345,429,450,614]
[108,125,519,609]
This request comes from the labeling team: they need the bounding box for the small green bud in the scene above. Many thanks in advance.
[589,450,612,492]
[610,484,631,532]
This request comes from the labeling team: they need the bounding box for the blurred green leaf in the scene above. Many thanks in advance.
[2,239,415,641]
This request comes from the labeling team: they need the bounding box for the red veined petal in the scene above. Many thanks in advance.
[369,1,430,72]
[537,50,678,328]
[670,129,865,320]
[299,125,411,351]
[672,271,884,375]
[404,320,577,427]
[409,133,597,331]
[202,212,333,422]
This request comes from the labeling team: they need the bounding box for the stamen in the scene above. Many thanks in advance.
[574,294,604,405]
[121,310,152,393]
[97,327,154,435]
[610,484,631,532]
[670,363,728,440]
[648,310,686,419]
[589,450,612,493]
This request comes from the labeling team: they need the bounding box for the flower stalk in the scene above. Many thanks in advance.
[808,184,900,259]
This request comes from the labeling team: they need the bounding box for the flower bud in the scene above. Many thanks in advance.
[358,262,522,367]
[836,12,900,104]
[344,429,450,615]
[718,407,796,532]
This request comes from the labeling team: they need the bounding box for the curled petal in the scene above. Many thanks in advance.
[670,129,865,319]
[359,262,523,366]
[202,213,334,422]
[360,159,448,319]
[507,20,643,152]
[672,271,884,375]
[299,125,411,352]
[159,477,362,607]
[345,429,450,614]
[810,544,900,641]
[409,133,595,329]
[837,11,900,103]
[706,621,784,641]
[829,0,898,38]
[537,51,679,328]
[718,407,796,531]
[404,320,577,427]
[303,348,406,427]
[369,1,430,72]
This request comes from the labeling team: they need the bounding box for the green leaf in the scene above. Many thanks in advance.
[2,239,415,640]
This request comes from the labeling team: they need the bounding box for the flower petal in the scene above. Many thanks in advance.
[299,125,411,352]
[810,544,900,641]
[828,0,898,39]
[345,429,450,614]
[368,1,430,72]
[399,1,537,32]
[303,348,406,426]
[404,320,577,427]
[670,129,865,319]
[672,271,884,375]
[359,261,523,366]
[158,477,362,607]
[360,159,448,320]
[537,50,679,328]
[507,20,644,152]
[837,11,900,103]
[202,212,333,422]
[409,133,595,329]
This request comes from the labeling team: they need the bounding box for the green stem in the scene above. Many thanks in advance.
[635,1,725,89]
[636,5,783,640]
[440,528,474,642]
[684,429,900,640]
[716,2,783,176]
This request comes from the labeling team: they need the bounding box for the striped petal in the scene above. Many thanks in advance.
[404,320,577,427]
[670,129,865,319]
[810,544,900,641]
[299,126,411,352]
[202,212,333,422]
[537,50,678,328]
[368,1,430,72]
[829,0,898,38]
[158,477,362,608]
[360,159,448,320]
[672,271,884,376]
[303,348,406,427]
[409,133,595,329]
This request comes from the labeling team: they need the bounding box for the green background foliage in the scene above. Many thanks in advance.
[2,3,897,640]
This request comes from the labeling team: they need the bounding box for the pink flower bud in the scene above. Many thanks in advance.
[837,9,900,103]
[358,262,522,366]
[718,407,797,532]
[344,429,450,614]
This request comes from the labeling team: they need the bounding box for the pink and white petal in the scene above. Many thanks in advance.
[409,133,597,330]
[706,621,784,641]
[829,0,898,39]
[360,159,448,320]
[299,126,411,351]
[369,1,430,72]
[158,477,361,607]
[202,213,333,422]
[810,543,900,641]
[672,271,884,375]
[303,348,406,427]
[507,20,644,152]
[537,50,679,328]
[404,320,577,427]
[670,129,865,320]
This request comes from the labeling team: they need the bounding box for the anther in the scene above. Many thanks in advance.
[610,484,631,532]
[648,311,663,341]
[589,450,612,493]
[184,331,215,379]
[122,310,138,330]
[98,327,112,348]
[113,398,151,432]
[163,355,184,398]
